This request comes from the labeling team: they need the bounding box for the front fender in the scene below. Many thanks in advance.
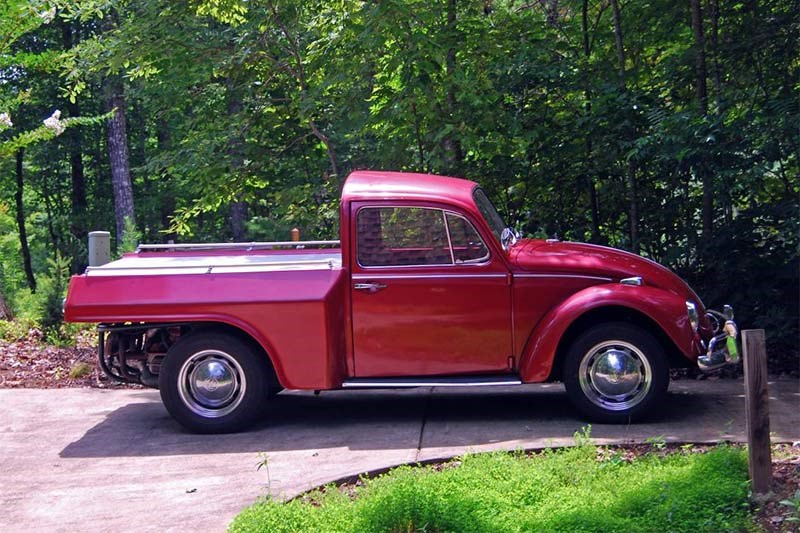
[518,284,698,382]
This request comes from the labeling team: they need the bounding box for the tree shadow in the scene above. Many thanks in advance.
[59,385,714,459]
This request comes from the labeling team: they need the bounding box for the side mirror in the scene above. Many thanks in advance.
[501,227,519,251]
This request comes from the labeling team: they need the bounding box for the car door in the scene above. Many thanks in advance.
[350,202,513,377]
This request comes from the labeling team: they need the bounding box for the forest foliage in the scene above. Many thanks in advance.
[0,0,797,357]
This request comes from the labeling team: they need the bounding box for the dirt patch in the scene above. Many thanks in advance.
[756,444,800,532]
[0,328,140,389]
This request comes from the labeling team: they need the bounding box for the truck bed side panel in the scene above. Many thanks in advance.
[65,268,348,389]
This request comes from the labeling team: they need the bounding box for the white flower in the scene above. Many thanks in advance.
[0,112,12,129]
[43,109,65,135]
[39,7,56,24]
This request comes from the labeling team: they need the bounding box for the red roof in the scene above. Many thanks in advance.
[343,171,479,209]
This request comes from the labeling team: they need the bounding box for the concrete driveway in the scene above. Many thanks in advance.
[1,379,798,532]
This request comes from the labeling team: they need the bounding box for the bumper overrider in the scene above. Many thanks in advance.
[697,304,740,372]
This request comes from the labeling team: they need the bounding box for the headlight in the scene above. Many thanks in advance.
[722,304,734,321]
[686,301,699,332]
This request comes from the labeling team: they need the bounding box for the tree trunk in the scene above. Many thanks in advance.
[610,0,639,252]
[627,161,639,252]
[610,0,626,83]
[102,11,135,245]
[690,0,709,114]
[442,0,463,173]
[0,290,12,320]
[691,0,713,242]
[226,76,247,241]
[545,0,560,27]
[229,201,247,241]
[15,149,36,293]
[67,103,87,266]
[156,118,176,241]
[105,76,136,244]
[61,19,88,271]
[309,120,339,181]
[68,101,86,228]
[708,0,722,110]
[582,0,601,243]
[411,101,426,172]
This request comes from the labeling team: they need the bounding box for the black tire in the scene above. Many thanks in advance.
[267,385,285,398]
[562,322,669,423]
[159,331,270,433]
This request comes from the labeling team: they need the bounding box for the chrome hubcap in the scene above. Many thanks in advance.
[178,350,245,418]
[578,341,651,411]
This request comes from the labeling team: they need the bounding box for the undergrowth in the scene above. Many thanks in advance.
[230,442,751,533]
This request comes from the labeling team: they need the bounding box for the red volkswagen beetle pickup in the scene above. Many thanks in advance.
[65,171,739,433]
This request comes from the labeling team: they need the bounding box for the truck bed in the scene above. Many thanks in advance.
[65,245,349,389]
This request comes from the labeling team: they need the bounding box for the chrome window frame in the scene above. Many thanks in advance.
[355,205,491,269]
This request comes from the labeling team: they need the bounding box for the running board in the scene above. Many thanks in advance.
[342,375,522,388]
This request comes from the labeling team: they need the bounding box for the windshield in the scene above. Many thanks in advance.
[472,187,507,243]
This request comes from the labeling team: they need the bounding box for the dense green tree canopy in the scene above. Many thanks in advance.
[1,0,797,357]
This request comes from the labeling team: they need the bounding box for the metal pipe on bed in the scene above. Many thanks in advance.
[136,240,340,252]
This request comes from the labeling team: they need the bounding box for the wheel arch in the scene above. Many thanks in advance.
[547,306,689,382]
[166,321,283,389]
[517,284,697,383]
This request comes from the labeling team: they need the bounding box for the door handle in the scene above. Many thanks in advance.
[354,282,387,292]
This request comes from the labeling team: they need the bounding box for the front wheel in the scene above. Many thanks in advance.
[159,332,269,433]
[563,323,669,423]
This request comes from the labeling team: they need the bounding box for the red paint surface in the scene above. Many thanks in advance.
[66,170,711,390]
[66,268,348,389]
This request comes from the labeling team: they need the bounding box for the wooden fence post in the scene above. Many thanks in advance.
[742,329,772,495]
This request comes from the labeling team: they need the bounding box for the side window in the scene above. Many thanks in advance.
[357,207,451,266]
[446,213,490,263]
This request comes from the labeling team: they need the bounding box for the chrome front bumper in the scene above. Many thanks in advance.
[697,305,740,372]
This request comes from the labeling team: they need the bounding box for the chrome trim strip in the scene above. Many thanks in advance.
[513,273,613,282]
[86,259,337,274]
[342,377,522,388]
[352,273,507,280]
[356,260,491,270]
[620,276,643,286]
[442,211,456,265]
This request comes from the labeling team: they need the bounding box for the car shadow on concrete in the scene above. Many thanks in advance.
[60,386,712,459]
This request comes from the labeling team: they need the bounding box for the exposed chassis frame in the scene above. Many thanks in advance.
[97,322,187,384]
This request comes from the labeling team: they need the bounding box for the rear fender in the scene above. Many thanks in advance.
[518,284,697,382]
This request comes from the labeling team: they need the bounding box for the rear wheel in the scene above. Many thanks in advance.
[159,332,270,433]
[563,323,669,423]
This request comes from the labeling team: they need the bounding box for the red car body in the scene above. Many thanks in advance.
[65,171,736,432]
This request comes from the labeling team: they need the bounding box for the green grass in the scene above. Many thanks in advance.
[68,362,93,379]
[230,444,752,533]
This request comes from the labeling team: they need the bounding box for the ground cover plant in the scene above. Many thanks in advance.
[231,439,753,533]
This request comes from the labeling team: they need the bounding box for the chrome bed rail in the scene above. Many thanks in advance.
[136,240,340,253]
[85,258,338,274]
